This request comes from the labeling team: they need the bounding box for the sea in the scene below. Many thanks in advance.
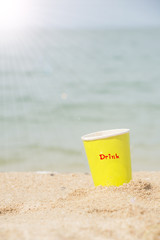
[0,27,160,172]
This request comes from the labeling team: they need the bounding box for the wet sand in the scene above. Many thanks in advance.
[0,172,160,240]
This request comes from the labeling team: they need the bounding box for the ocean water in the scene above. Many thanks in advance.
[0,28,160,172]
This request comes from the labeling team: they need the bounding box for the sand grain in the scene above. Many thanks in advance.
[0,172,160,240]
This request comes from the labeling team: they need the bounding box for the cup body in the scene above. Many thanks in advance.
[82,129,132,186]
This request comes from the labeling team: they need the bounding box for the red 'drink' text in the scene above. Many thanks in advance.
[99,154,120,160]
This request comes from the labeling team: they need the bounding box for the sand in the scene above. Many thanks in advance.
[0,172,160,240]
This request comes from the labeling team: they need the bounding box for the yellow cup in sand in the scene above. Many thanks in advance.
[81,129,132,186]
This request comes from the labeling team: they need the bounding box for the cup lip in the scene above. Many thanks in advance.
[81,129,130,141]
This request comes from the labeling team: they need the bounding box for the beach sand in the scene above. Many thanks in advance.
[0,172,160,240]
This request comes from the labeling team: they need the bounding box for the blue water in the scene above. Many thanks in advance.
[0,28,160,171]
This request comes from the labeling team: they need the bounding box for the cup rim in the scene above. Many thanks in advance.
[81,129,130,141]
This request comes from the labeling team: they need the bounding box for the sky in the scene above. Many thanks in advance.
[37,0,160,28]
[0,0,160,30]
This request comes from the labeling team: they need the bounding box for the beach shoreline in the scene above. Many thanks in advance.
[0,171,160,240]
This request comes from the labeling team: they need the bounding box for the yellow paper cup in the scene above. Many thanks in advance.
[81,129,132,186]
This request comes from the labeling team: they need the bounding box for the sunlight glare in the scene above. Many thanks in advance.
[0,0,30,31]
